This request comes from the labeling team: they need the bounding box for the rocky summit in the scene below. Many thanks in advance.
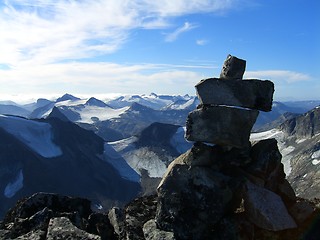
[0,55,319,240]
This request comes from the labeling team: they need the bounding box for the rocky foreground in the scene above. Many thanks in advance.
[0,187,319,239]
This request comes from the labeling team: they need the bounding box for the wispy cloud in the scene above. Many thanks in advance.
[165,22,197,42]
[0,0,238,66]
[245,70,311,83]
[0,0,247,98]
[196,39,208,45]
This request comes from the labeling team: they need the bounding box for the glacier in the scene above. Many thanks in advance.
[0,115,62,158]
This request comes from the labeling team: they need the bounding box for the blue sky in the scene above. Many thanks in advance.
[0,0,319,102]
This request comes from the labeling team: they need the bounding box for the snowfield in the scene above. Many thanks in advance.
[76,105,130,123]
[0,115,62,158]
[108,137,168,178]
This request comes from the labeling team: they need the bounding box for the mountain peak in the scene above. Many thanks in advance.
[56,94,80,102]
[47,107,70,122]
[85,97,108,107]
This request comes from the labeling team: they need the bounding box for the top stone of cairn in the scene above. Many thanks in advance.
[220,54,246,80]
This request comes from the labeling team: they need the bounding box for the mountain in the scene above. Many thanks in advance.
[85,97,109,107]
[0,104,30,117]
[103,122,192,195]
[253,101,309,131]
[0,114,140,219]
[250,106,320,199]
[105,122,192,178]
[106,93,191,110]
[56,93,81,102]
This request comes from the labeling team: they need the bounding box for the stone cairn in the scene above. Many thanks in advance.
[150,55,303,239]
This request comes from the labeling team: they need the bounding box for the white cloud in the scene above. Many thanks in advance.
[165,22,197,42]
[0,0,238,66]
[0,62,210,97]
[0,0,248,98]
[245,70,311,83]
[196,39,208,45]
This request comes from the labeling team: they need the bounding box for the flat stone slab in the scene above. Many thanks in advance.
[220,54,246,80]
[186,106,259,148]
[244,182,297,231]
[195,78,274,112]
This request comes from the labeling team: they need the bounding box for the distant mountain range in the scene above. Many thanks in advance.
[1,93,319,138]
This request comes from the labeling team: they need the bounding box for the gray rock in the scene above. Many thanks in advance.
[220,54,246,80]
[15,229,46,240]
[186,106,258,148]
[122,195,158,240]
[195,78,274,111]
[108,207,124,236]
[289,200,315,224]
[244,181,297,231]
[246,139,283,181]
[46,217,101,240]
[4,192,91,222]
[143,219,175,240]
[156,156,234,239]
[277,179,297,204]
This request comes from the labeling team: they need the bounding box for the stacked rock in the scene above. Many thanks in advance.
[186,54,274,148]
[153,55,301,240]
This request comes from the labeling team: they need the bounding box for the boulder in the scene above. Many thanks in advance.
[220,54,246,80]
[246,139,283,181]
[46,217,101,240]
[156,156,234,239]
[244,181,297,231]
[3,192,92,223]
[195,78,274,111]
[186,106,258,148]
[122,195,158,240]
[143,219,175,240]
[108,207,124,236]
[86,212,116,240]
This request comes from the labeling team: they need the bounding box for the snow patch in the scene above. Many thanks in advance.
[296,138,306,144]
[250,129,284,142]
[282,146,295,155]
[311,150,320,159]
[312,159,320,165]
[109,137,168,178]
[0,115,62,158]
[76,105,130,123]
[109,137,137,152]
[4,170,23,198]
[123,148,168,178]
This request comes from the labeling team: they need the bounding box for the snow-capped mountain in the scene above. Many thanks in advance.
[106,93,193,110]
[0,115,140,219]
[250,106,320,199]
